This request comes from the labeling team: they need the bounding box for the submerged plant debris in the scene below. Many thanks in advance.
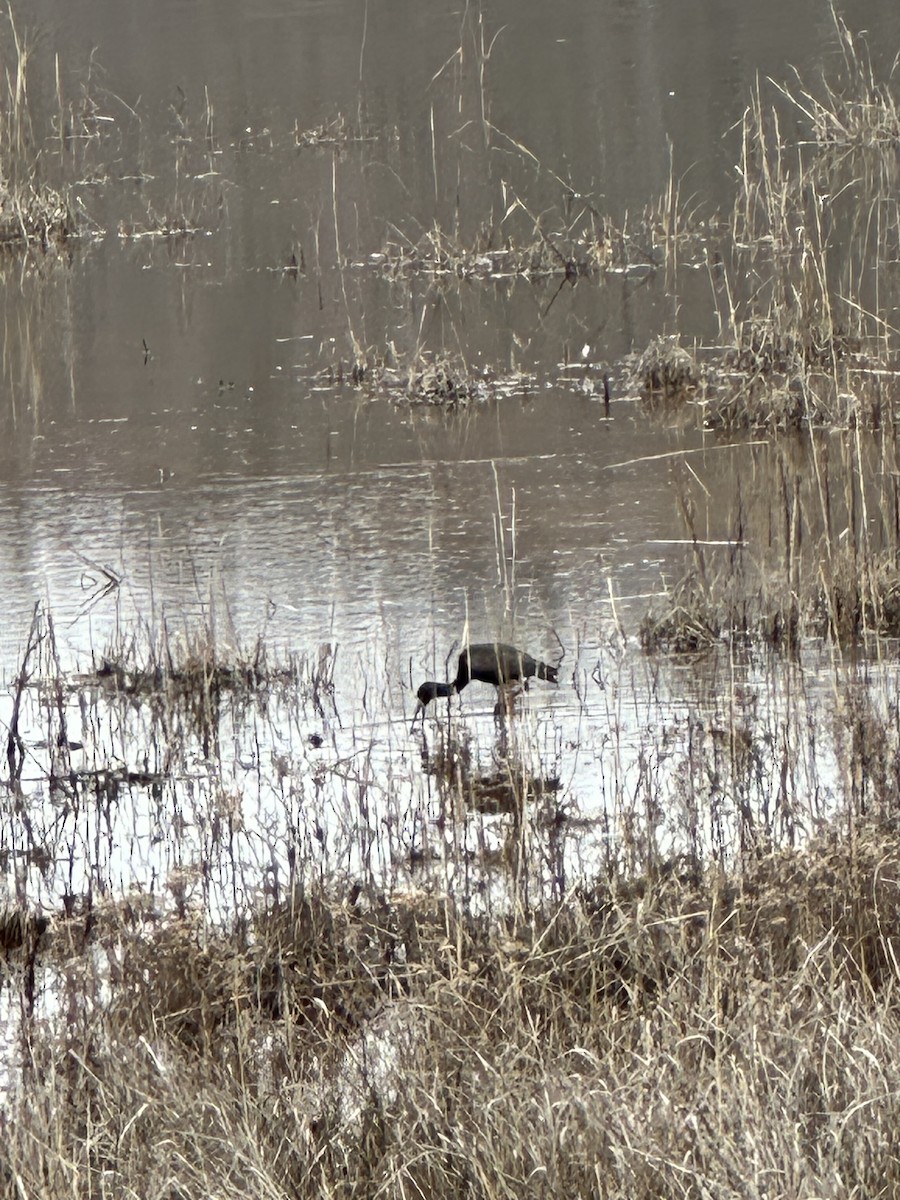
[323,348,535,407]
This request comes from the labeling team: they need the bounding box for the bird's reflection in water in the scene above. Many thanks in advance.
[418,709,560,819]
[418,713,570,898]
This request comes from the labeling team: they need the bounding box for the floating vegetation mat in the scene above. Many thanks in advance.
[320,349,536,408]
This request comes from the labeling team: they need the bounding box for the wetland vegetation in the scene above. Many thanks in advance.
[4,3,900,1197]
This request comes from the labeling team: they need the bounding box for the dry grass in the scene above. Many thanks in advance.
[626,10,900,435]
[636,336,703,408]
[4,816,900,1199]
[640,419,900,656]
[639,574,723,655]
[0,9,75,246]
[294,111,371,148]
[0,8,228,250]
[370,180,706,284]
[777,6,900,150]
[375,216,614,282]
[323,345,536,408]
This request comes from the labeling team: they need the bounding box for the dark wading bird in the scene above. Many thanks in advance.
[415,642,559,717]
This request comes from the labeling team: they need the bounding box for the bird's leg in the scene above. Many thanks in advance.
[493,717,510,760]
[493,683,521,723]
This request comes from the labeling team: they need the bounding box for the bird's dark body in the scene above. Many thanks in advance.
[416,642,558,708]
[454,643,556,689]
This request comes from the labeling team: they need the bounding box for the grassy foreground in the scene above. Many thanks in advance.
[0,811,898,1199]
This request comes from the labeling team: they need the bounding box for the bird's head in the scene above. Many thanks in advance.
[411,680,441,733]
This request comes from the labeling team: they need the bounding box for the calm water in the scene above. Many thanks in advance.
[6,0,899,667]
[1,0,899,907]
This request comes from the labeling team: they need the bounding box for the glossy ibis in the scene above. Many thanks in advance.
[415,642,559,711]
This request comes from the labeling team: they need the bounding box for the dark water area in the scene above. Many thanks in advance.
[1,0,900,909]
[28,0,900,221]
[5,0,898,664]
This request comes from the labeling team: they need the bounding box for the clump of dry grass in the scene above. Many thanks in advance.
[334,348,484,406]
[639,565,799,656]
[637,461,805,656]
[328,345,535,408]
[375,218,613,281]
[7,813,900,1199]
[636,336,702,407]
[92,626,299,703]
[0,9,228,250]
[83,619,303,765]
[115,209,206,241]
[638,393,900,666]
[0,10,75,247]
[372,192,705,284]
[396,355,483,406]
[639,590,721,655]
[628,12,900,434]
[293,111,370,148]
[777,5,900,150]
[811,548,900,643]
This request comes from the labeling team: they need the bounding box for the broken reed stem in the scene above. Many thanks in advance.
[6,600,41,785]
